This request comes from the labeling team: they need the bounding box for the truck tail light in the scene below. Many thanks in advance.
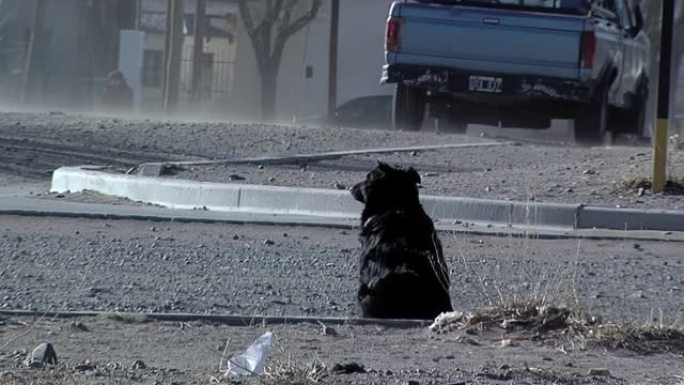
[385,16,401,53]
[580,30,596,69]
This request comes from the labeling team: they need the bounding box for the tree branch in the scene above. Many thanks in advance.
[278,0,321,39]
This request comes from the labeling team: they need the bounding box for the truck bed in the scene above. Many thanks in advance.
[389,2,587,79]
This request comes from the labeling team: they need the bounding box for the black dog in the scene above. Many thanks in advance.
[351,162,453,319]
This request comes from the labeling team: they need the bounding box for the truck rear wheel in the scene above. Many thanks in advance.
[574,86,609,146]
[393,84,426,131]
[626,80,648,137]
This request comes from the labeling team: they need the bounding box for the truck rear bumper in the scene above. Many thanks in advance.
[381,64,593,103]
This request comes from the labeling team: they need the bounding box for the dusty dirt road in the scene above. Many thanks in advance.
[1,111,683,209]
[0,215,683,384]
[1,111,683,384]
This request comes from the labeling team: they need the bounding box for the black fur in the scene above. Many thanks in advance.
[351,162,453,319]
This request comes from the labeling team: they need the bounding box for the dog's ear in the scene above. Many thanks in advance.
[376,161,392,173]
[407,167,421,185]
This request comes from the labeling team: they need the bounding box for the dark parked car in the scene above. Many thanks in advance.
[304,95,392,130]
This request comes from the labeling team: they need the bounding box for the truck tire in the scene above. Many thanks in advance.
[626,80,648,137]
[442,116,467,134]
[442,101,468,134]
[574,85,609,146]
[393,84,426,131]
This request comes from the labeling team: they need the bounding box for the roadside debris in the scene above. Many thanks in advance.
[226,331,274,376]
[588,368,611,376]
[332,362,366,374]
[24,342,58,368]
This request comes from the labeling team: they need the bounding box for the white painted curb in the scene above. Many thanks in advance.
[51,167,361,219]
[50,166,684,232]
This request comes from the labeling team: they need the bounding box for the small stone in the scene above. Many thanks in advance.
[633,243,641,250]
[566,188,574,193]
[405,381,420,385]
[268,177,276,183]
[410,151,417,156]
[583,169,596,175]
[333,183,346,190]
[588,368,611,377]
[56,194,65,198]
[70,322,89,332]
[258,165,264,169]
[232,234,239,240]
[132,359,147,370]
[485,186,491,192]
[263,239,275,246]
[500,339,515,347]
[229,174,245,181]
[637,187,645,196]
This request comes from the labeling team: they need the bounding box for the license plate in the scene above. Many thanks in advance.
[469,76,503,93]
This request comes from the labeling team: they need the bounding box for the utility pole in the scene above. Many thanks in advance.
[191,0,206,102]
[328,0,339,115]
[162,0,184,113]
[22,0,45,103]
[652,0,675,192]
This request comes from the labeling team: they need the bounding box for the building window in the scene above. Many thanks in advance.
[142,49,163,88]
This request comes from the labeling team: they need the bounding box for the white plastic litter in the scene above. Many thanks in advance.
[226,331,274,376]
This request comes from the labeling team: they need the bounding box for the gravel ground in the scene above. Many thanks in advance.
[0,215,683,385]
[2,111,684,384]
[1,111,683,209]
[1,316,682,385]
[1,215,681,322]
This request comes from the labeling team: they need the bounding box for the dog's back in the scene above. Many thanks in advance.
[357,210,452,319]
[351,162,453,320]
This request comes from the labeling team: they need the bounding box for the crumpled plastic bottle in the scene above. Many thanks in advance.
[226,331,274,376]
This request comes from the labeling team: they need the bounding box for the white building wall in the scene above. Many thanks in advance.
[228,1,331,122]
[337,0,394,105]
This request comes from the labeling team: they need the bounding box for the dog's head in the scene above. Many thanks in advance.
[351,162,422,210]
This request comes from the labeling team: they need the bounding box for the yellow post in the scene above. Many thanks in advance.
[652,119,668,192]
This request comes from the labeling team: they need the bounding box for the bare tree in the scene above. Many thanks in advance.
[238,0,322,120]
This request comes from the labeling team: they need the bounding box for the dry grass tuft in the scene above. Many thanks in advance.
[431,302,684,355]
[623,177,684,195]
[429,301,596,335]
[588,322,684,355]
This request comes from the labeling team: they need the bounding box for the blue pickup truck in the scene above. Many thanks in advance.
[381,0,651,144]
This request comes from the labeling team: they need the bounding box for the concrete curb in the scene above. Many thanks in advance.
[50,166,684,232]
[0,309,428,328]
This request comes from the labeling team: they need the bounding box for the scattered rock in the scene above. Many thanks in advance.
[263,239,275,246]
[132,359,147,370]
[229,174,245,181]
[70,321,89,332]
[332,362,366,374]
[333,183,346,190]
[24,342,58,368]
[583,169,596,175]
[74,360,97,371]
[588,368,611,376]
